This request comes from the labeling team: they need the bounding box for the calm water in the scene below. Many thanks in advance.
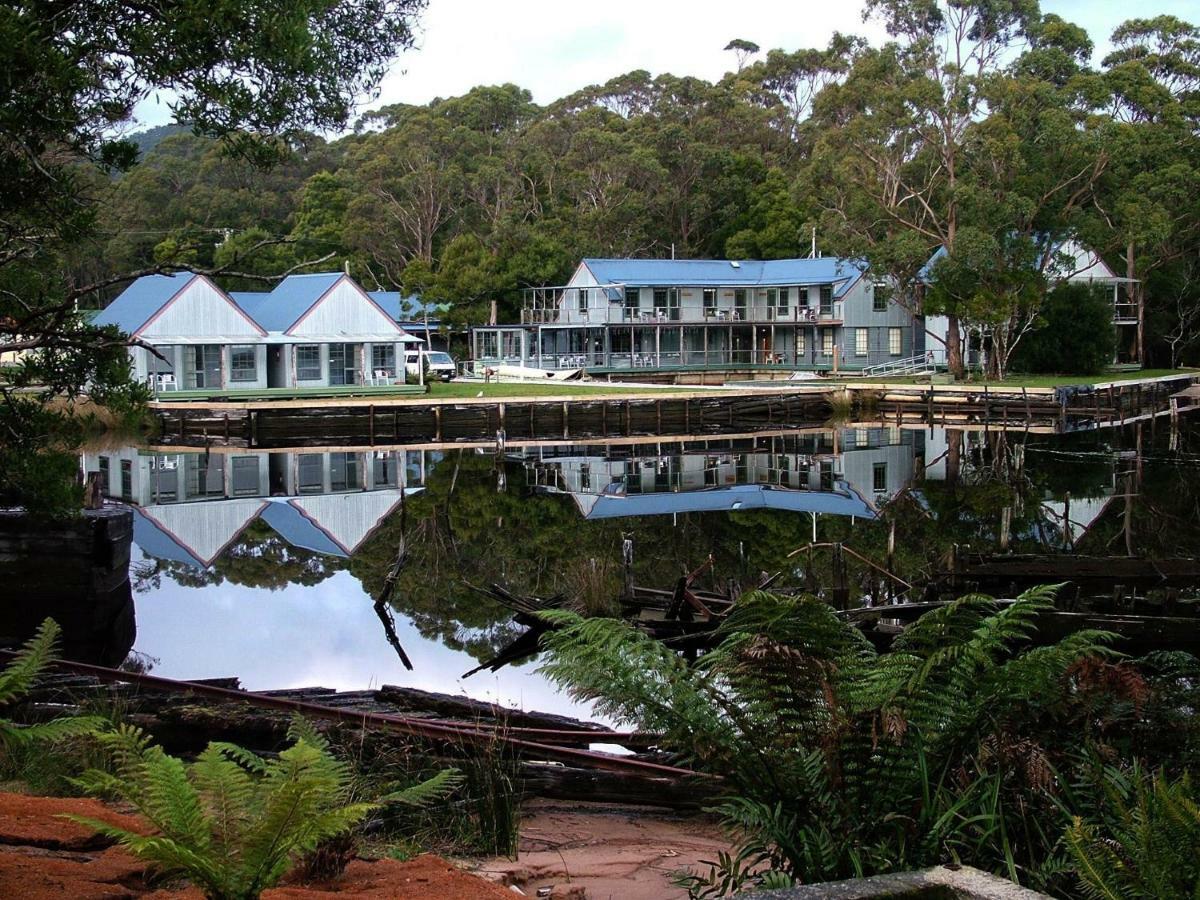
[79,416,1200,718]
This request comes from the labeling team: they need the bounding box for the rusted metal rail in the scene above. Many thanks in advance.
[1,653,705,780]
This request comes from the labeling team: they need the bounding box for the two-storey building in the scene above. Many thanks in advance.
[470,257,918,375]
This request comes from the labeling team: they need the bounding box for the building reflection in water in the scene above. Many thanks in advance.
[81,449,439,569]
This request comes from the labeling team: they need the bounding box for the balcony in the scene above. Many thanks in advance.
[1113,301,1139,324]
[520,302,843,327]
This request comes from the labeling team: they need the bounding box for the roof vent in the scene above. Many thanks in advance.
[730,261,741,268]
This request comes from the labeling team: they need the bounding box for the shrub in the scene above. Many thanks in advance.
[1010,283,1116,376]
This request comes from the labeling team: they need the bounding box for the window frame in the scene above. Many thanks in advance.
[855,328,869,356]
[296,345,323,381]
[703,288,718,315]
[371,343,396,376]
[873,461,888,493]
[229,345,257,382]
[888,327,903,356]
[819,285,834,316]
[821,328,834,357]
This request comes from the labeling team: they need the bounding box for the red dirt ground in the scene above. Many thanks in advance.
[0,791,514,900]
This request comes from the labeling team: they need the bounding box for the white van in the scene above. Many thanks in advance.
[403,349,456,382]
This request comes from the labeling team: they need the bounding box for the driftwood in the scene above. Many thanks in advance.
[14,671,704,809]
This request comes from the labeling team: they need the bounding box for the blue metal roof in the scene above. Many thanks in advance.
[237,273,345,332]
[259,500,347,558]
[582,258,867,297]
[580,483,876,520]
[93,272,198,334]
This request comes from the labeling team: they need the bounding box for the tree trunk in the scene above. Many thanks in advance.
[946,315,965,379]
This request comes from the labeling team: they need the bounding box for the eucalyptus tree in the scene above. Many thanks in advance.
[1085,16,1200,366]
[808,0,1044,378]
[0,0,425,512]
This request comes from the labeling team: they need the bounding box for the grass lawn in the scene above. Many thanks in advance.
[971,368,1198,388]
[828,368,1197,389]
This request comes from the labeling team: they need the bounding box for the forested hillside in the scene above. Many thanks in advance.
[94,14,1200,368]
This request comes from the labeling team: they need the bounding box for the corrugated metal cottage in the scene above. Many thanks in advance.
[93,271,422,391]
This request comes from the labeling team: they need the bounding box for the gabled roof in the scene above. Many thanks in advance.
[93,272,200,334]
[233,273,346,332]
[575,482,877,520]
[581,257,866,297]
[918,237,1124,285]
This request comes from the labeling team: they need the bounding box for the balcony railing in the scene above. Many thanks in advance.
[470,347,867,371]
[1113,302,1139,323]
[520,303,843,326]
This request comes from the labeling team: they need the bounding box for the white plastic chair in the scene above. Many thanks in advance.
[156,373,177,392]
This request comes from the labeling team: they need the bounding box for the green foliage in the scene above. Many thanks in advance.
[539,586,1197,895]
[0,618,103,756]
[1066,767,1200,900]
[69,719,379,900]
[1010,284,1117,376]
[0,0,424,513]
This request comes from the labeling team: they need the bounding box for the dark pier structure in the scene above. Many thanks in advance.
[150,390,833,449]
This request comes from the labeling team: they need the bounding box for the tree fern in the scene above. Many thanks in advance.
[0,618,103,753]
[540,586,1198,897]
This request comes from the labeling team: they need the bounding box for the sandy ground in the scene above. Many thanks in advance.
[474,799,735,900]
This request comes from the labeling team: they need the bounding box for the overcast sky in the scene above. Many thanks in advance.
[134,0,1198,129]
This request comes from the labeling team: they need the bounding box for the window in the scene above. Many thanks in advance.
[776,287,788,317]
[329,343,359,385]
[821,328,834,356]
[624,287,639,315]
[192,345,222,388]
[373,451,399,487]
[765,288,778,318]
[888,327,903,356]
[796,331,806,356]
[819,285,833,316]
[479,332,499,359]
[329,452,360,492]
[148,348,174,375]
[855,328,869,356]
[703,288,717,315]
[230,345,256,382]
[667,288,680,321]
[502,331,522,359]
[873,462,888,493]
[298,454,323,493]
[97,457,110,494]
[872,283,888,312]
[733,289,747,319]
[296,345,322,381]
[797,286,809,307]
[371,344,396,376]
[652,288,668,317]
[577,287,587,312]
[119,460,132,501]
[231,456,260,496]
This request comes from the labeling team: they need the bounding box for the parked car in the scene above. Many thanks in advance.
[403,349,456,382]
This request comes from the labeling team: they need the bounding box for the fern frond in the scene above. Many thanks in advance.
[0,618,60,707]
[381,768,464,807]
